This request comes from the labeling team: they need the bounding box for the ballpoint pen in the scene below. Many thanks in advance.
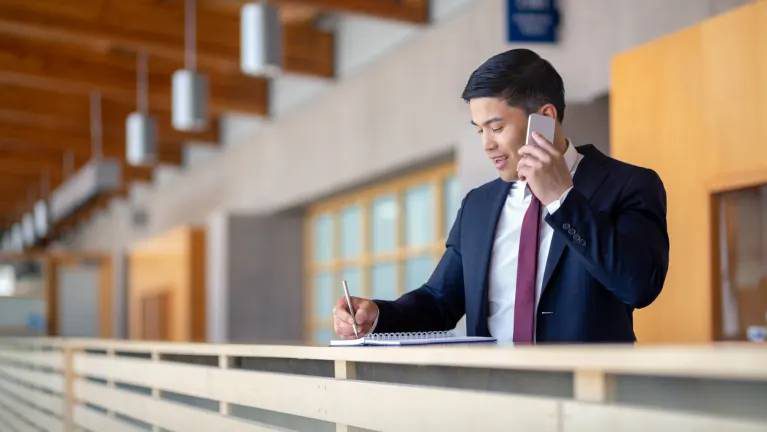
[342,279,359,338]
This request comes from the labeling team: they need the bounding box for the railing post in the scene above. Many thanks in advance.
[106,348,116,418]
[219,354,231,416]
[62,345,75,432]
[574,369,615,403]
[334,359,356,380]
[151,350,161,432]
[334,360,357,431]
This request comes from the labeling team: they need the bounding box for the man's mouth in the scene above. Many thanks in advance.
[491,155,508,169]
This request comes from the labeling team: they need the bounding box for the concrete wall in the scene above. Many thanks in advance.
[226,211,304,343]
[57,265,100,337]
[205,211,304,343]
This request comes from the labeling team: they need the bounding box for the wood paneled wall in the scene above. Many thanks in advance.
[611,1,767,342]
[128,226,206,341]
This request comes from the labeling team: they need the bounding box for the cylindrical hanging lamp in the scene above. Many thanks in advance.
[127,50,157,166]
[172,70,207,131]
[126,112,157,164]
[240,2,283,76]
[33,200,48,239]
[21,213,35,247]
[33,172,49,239]
[173,0,208,131]
[11,223,23,251]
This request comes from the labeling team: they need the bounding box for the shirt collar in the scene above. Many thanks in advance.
[562,138,579,175]
[511,138,578,198]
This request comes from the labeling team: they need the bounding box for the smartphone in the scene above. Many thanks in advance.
[525,113,555,147]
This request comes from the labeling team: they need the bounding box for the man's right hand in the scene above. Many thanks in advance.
[333,296,379,339]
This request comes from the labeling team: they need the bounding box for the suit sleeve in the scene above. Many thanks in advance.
[545,168,669,308]
[372,194,468,333]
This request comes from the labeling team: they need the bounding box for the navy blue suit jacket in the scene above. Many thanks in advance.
[373,145,669,342]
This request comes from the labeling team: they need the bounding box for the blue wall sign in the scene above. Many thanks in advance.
[507,0,561,43]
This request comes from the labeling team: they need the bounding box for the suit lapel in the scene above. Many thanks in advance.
[541,145,610,291]
[474,179,512,334]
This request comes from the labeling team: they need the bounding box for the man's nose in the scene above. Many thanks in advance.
[483,134,497,151]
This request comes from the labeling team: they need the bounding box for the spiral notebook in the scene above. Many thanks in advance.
[330,331,497,346]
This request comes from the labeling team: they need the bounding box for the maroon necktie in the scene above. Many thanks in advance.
[513,193,541,344]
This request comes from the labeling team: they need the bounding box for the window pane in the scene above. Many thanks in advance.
[372,195,398,253]
[340,267,362,294]
[313,327,333,344]
[443,176,461,238]
[405,255,436,292]
[405,183,435,247]
[372,262,398,300]
[717,185,767,341]
[313,272,334,321]
[312,214,334,262]
[340,205,362,259]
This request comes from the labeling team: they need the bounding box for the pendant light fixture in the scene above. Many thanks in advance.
[11,223,23,252]
[21,188,36,247]
[33,201,48,240]
[33,171,50,239]
[22,212,35,247]
[126,50,157,166]
[172,0,208,131]
[240,1,282,76]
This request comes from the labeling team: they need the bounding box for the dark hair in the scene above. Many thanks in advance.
[461,49,566,122]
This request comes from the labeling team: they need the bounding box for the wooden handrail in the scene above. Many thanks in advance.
[2,337,766,380]
[0,338,766,432]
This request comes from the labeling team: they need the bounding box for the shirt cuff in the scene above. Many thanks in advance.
[546,186,573,215]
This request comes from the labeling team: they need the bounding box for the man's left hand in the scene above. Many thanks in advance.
[517,132,573,206]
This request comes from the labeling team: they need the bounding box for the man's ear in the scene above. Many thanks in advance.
[538,103,559,120]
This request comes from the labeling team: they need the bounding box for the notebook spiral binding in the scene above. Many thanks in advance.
[367,330,456,341]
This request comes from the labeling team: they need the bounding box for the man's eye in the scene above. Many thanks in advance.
[476,129,483,135]
[492,127,504,133]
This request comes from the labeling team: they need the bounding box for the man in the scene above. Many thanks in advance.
[333,49,669,343]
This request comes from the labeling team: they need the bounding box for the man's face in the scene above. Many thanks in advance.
[469,97,529,182]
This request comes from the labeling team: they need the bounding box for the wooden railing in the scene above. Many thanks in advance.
[0,338,766,431]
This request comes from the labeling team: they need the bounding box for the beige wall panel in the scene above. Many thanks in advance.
[611,1,767,342]
[128,226,206,341]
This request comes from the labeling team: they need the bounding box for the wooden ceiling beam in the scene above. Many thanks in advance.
[0,157,63,183]
[282,8,335,77]
[0,84,221,144]
[0,157,156,222]
[0,114,218,153]
[0,34,269,116]
[0,109,221,147]
[266,0,429,23]
[0,124,184,166]
[0,147,179,179]
[0,0,335,78]
[0,0,242,74]
[0,200,34,212]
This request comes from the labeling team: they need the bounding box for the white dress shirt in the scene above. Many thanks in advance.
[487,140,583,342]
